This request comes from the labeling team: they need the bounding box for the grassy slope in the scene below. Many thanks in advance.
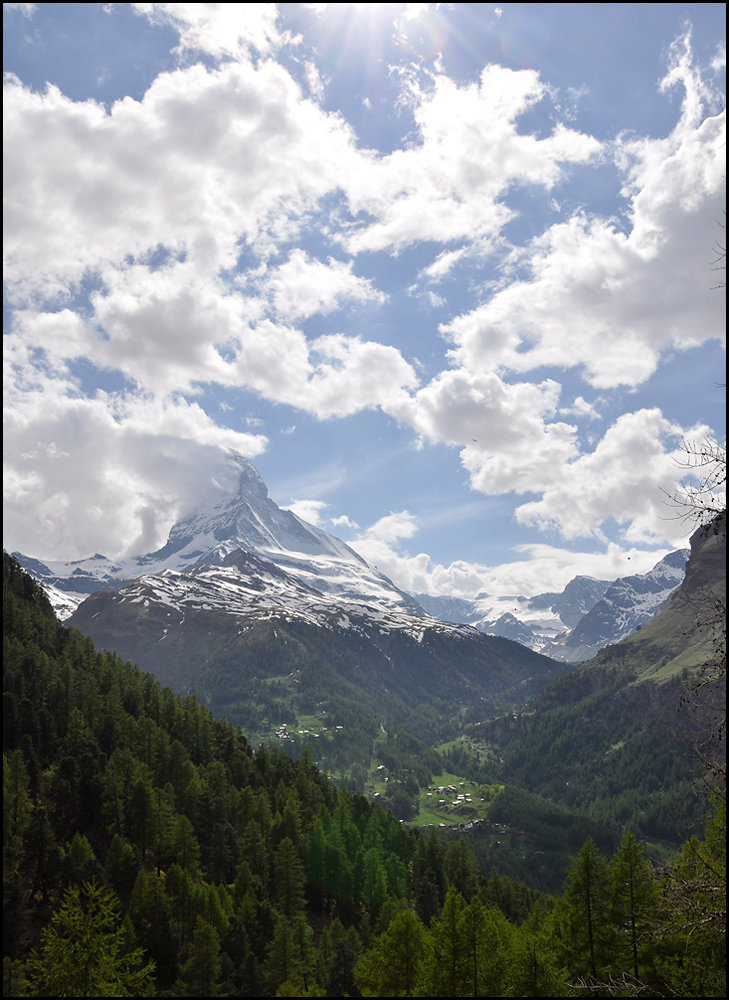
[461,515,725,862]
[598,514,725,685]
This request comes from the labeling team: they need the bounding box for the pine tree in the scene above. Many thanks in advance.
[416,886,464,996]
[445,840,478,902]
[175,916,222,997]
[509,904,564,998]
[355,908,425,997]
[459,898,513,997]
[559,838,613,983]
[658,798,726,997]
[610,832,658,982]
[323,919,361,997]
[20,882,154,997]
[274,837,307,918]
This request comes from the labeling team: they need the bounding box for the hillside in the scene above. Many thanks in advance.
[65,546,564,818]
[4,551,725,997]
[594,512,726,683]
[469,514,726,849]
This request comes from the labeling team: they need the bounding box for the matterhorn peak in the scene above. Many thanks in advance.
[14,457,425,620]
[228,453,269,503]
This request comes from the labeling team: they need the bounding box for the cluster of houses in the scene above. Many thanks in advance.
[426,783,479,809]
[421,817,488,833]
[274,722,346,743]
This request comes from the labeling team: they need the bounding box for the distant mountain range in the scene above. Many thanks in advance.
[413,549,689,662]
[13,455,689,667]
[539,550,689,661]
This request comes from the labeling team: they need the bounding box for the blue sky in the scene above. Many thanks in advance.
[3,2,725,598]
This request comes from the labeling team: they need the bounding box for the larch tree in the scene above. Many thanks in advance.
[559,838,613,984]
[610,832,659,982]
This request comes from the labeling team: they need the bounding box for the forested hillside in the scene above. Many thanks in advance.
[3,553,724,996]
[465,513,726,859]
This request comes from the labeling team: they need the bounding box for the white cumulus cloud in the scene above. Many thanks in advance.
[259,249,385,321]
[514,408,712,545]
[388,369,578,495]
[348,511,675,599]
[3,60,358,304]
[442,39,726,389]
[131,3,283,60]
[4,378,267,560]
[343,63,601,253]
[281,499,329,525]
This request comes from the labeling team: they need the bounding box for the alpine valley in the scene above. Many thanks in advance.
[14,459,569,776]
[12,457,722,877]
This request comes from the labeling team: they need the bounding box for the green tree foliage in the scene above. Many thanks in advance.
[557,838,613,984]
[508,904,564,998]
[317,918,359,995]
[656,798,726,997]
[174,916,221,998]
[458,897,513,997]
[445,840,478,903]
[414,888,515,998]
[415,887,464,997]
[609,832,658,982]
[20,881,154,997]
[64,832,100,894]
[262,913,318,995]
[355,909,426,997]
[274,837,307,919]
[411,828,447,925]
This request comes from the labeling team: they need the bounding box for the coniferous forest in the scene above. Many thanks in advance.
[3,551,725,997]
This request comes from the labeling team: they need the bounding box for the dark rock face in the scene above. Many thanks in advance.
[546,576,614,628]
[540,549,690,662]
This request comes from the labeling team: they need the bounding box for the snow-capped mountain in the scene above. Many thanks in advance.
[67,546,483,666]
[65,542,566,728]
[413,552,689,663]
[16,456,570,730]
[13,455,424,620]
[540,548,690,662]
[415,575,614,640]
[13,454,689,667]
[414,576,613,649]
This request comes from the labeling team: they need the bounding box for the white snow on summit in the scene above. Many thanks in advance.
[14,456,424,620]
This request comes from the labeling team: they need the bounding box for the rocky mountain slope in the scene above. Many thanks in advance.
[414,577,612,647]
[14,455,424,619]
[539,549,690,662]
[65,543,564,743]
[415,549,689,661]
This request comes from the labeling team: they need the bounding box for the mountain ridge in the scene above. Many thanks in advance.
[12,455,689,666]
[13,455,425,619]
[413,550,688,662]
